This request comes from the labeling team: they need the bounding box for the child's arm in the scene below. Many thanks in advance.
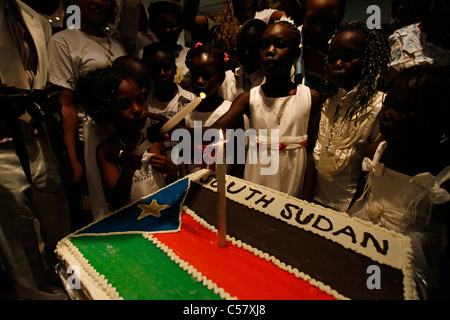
[212,91,250,131]
[97,143,142,209]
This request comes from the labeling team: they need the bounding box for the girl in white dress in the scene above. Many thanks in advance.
[307,20,390,212]
[206,20,321,198]
[347,66,450,299]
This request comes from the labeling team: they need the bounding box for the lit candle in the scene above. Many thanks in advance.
[216,129,227,248]
[159,92,206,134]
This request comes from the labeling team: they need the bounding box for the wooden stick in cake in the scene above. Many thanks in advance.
[216,129,227,248]
[159,92,206,134]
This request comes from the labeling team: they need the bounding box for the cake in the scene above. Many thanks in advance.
[55,169,418,300]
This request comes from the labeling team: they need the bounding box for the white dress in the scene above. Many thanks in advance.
[313,88,383,212]
[244,84,311,198]
[348,141,450,233]
[347,141,450,296]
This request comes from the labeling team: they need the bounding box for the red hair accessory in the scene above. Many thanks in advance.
[224,52,229,62]
[195,42,203,48]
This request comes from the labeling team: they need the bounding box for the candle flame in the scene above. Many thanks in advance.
[219,129,224,140]
[200,92,206,99]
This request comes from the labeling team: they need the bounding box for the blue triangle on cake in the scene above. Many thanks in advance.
[71,178,189,236]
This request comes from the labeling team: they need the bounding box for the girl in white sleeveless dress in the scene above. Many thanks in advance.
[245,84,311,197]
[203,20,321,198]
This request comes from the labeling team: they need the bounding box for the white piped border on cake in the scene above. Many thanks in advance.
[181,206,349,300]
[55,239,123,300]
[143,233,237,300]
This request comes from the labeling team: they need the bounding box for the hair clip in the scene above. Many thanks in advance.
[224,52,229,62]
[195,42,203,48]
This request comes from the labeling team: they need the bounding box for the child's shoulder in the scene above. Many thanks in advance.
[97,135,122,158]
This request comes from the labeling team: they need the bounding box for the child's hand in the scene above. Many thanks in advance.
[145,112,170,143]
[118,150,143,175]
[150,154,178,181]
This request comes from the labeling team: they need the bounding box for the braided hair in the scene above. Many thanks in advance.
[185,42,227,74]
[73,66,127,127]
[322,20,390,121]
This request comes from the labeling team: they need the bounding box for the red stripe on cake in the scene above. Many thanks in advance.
[153,212,335,300]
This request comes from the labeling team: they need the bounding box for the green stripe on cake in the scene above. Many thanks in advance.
[69,235,222,300]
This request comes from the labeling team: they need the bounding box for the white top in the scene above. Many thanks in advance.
[313,88,383,212]
[348,141,450,233]
[218,68,265,102]
[147,84,197,121]
[47,28,127,90]
[244,84,311,198]
[184,99,232,174]
[47,28,127,142]
[147,84,197,161]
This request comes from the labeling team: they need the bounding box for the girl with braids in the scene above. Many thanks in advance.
[307,20,390,212]
[347,66,450,299]
[74,66,176,210]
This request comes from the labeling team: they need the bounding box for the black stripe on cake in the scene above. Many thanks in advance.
[183,182,404,300]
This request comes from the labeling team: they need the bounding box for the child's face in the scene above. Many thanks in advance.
[114,79,148,130]
[188,53,225,97]
[303,0,343,50]
[147,50,176,87]
[151,13,181,45]
[260,23,300,76]
[379,76,411,144]
[74,0,110,25]
[326,29,366,91]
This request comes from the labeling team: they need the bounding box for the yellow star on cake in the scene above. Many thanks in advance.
[137,200,170,220]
